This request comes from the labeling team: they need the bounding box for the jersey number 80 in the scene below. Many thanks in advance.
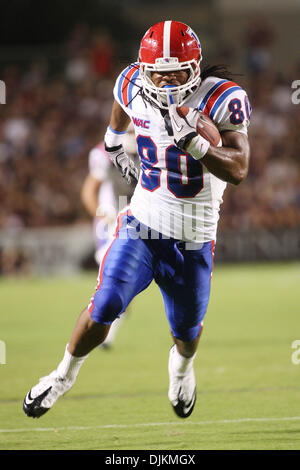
[137,135,203,199]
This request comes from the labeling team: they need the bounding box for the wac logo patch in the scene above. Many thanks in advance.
[132,117,150,129]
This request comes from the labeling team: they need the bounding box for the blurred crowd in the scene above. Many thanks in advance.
[220,68,300,231]
[0,25,120,231]
[219,17,300,231]
[0,22,299,238]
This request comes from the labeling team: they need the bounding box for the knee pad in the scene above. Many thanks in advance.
[89,287,124,324]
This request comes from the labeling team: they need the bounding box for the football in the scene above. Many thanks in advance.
[177,107,222,147]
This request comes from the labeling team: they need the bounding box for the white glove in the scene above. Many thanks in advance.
[167,104,210,159]
[105,144,139,184]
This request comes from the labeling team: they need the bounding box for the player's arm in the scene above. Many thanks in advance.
[168,101,250,185]
[109,99,131,132]
[201,131,250,185]
[104,101,139,184]
[81,174,102,218]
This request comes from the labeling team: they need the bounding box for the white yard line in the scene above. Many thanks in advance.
[1,416,300,434]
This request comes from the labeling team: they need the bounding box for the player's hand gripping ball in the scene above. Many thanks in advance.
[166,104,221,152]
[177,106,222,147]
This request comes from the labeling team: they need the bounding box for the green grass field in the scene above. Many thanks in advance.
[0,262,300,450]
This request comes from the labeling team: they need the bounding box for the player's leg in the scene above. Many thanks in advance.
[156,240,214,418]
[99,316,126,350]
[68,307,110,356]
[167,328,203,419]
[23,308,116,419]
[93,217,125,349]
[171,330,201,358]
[23,212,154,418]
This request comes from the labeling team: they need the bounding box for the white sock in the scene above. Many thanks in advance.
[56,344,88,381]
[172,346,196,376]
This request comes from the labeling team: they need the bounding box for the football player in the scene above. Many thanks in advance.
[80,126,138,348]
[23,21,251,419]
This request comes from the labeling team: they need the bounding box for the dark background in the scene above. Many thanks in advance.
[0,0,299,273]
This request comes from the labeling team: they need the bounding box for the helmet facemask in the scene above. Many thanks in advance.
[140,56,201,109]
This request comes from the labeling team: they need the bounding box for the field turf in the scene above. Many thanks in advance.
[0,262,299,450]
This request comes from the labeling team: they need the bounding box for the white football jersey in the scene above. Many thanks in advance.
[88,142,115,210]
[113,64,251,242]
[88,141,135,212]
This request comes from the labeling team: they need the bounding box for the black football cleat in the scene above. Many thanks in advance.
[23,371,73,418]
[23,388,52,418]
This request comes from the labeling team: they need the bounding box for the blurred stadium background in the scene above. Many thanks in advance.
[1,0,300,452]
[0,0,299,275]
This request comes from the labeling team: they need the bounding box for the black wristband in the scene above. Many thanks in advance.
[104,143,122,152]
[176,132,198,150]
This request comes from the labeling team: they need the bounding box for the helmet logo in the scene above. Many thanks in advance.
[155,57,179,67]
[186,27,201,49]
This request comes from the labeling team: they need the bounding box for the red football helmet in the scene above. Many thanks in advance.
[139,20,202,109]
